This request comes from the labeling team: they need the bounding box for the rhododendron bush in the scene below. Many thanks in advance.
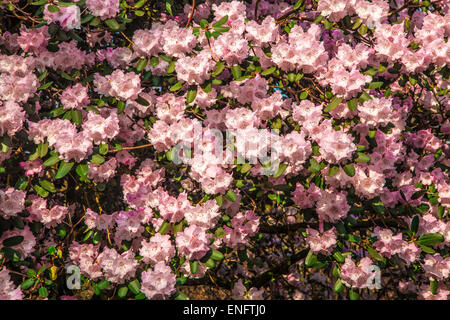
[0,0,449,301]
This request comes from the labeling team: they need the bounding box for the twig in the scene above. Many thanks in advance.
[185,0,196,28]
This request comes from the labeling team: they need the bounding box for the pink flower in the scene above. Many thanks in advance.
[86,0,119,20]
[141,262,176,299]
[44,4,81,30]
[0,101,25,136]
[140,234,175,265]
[176,225,210,260]
[97,248,138,284]
[340,256,375,289]
[41,205,68,227]
[0,188,26,219]
[315,189,350,223]
[60,83,89,110]
[305,228,337,254]
[0,269,23,300]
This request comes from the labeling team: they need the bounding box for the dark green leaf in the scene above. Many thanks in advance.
[417,233,444,246]
[2,236,24,247]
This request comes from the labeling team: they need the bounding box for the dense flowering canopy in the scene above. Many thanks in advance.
[0,0,449,300]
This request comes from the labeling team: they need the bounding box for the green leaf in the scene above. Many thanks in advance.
[47,5,60,13]
[39,287,48,298]
[150,56,159,67]
[167,61,175,74]
[55,161,74,179]
[61,71,74,81]
[186,86,198,104]
[343,163,355,177]
[359,91,372,102]
[34,185,49,198]
[136,58,148,72]
[411,216,419,234]
[57,2,76,7]
[190,261,199,274]
[261,67,277,76]
[299,91,308,99]
[308,158,321,173]
[39,179,56,193]
[90,154,105,165]
[368,81,384,89]
[21,278,35,290]
[174,291,189,300]
[128,280,141,295]
[50,107,66,118]
[328,165,339,177]
[118,287,128,298]
[355,152,371,163]
[83,230,93,241]
[90,17,101,27]
[305,250,316,267]
[334,279,344,293]
[43,154,60,167]
[134,0,147,8]
[158,221,170,235]
[81,14,94,24]
[215,195,223,207]
[2,236,24,247]
[358,24,368,35]
[76,164,89,177]
[273,163,288,178]
[224,189,237,202]
[37,142,49,158]
[349,289,359,300]
[165,0,173,15]
[420,245,435,254]
[212,26,230,33]
[212,61,225,77]
[38,81,53,91]
[324,96,343,113]
[71,109,82,125]
[367,246,384,262]
[241,163,252,174]
[347,98,358,111]
[202,258,215,269]
[417,233,444,246]
[105,18,120,30]
[231,65,242,80]
[293,0,303,10]
[99,143,109,155]
[97,280,110,290]
[213,15,228,27]
[169,81,183,92]
[135,95,150,106]
[210,249,224,261]
[135,293,146,300]
[430,279,438,295]
[215,227,225,238]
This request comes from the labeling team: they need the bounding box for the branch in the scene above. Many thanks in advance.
[185,0,196,28]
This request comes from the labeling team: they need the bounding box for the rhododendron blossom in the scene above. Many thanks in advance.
[0,0,448,302]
